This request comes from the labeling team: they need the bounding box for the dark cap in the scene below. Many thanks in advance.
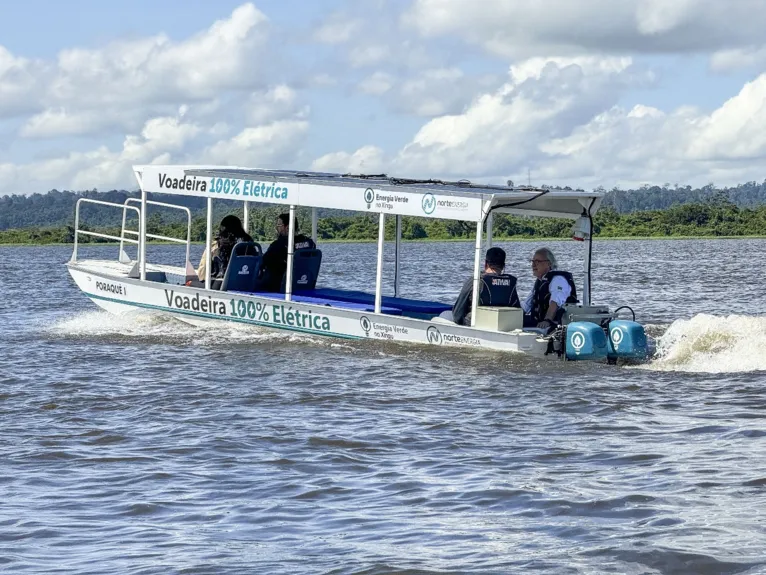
[485,247,506,268]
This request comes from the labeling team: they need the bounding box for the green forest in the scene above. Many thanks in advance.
[1,182,766,244]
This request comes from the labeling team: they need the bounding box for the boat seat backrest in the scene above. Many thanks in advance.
[479,274,518,306]
[220,241,263,292]
[281,248,322,292]
[127,263,167,283]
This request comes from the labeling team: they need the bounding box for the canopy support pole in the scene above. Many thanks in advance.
[243,200,249,234]
[583,237,592,307]
[470,219,483,327]
[375,212,385,313]
[311,207,318,242]
[394,215,401,297]
[204,198,212,290]
[139,189,147,281]
[71,202,80,263]
[285,205,296,302]
[486,211,493,249]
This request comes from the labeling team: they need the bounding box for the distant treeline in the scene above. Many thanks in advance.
[3,179,766,232]
[2,199,765,244]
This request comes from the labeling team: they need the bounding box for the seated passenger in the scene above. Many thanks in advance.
[522,247,578,333]
[440,247,521,326]
[196,215,253,282]
[258,213,317,292]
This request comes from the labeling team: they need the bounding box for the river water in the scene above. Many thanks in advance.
[1,239,765,574]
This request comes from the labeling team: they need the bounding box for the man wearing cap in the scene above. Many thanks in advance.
[443,247,521,326]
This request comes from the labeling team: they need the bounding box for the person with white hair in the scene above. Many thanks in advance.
[522,247,578,332]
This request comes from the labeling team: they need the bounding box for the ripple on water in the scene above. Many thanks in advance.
[3,242,766,574]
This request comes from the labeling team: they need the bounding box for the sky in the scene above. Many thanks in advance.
[1,0,766,196]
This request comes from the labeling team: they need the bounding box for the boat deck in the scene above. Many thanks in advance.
[71,259,451,319]
[71,259,190,284]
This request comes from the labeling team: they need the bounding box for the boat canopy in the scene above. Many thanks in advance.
[134,165,604,221]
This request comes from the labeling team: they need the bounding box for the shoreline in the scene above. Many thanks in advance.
[2,234,766,247]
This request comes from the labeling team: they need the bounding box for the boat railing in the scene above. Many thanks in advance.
[70,198,141,263]
[119,198,191,267]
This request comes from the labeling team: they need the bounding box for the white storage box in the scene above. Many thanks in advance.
[474,306,523,332]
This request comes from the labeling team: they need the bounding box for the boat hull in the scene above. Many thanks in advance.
[66,263,551,355]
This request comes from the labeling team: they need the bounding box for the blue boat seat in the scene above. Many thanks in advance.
[220,242,263,292]
[237,291,402,315]
[281,248,322,292]
[128,266,167,283]
[304,288,451,317]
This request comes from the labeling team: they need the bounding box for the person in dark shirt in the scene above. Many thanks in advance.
[446,247,521,326]
[196,214,253,281]
[259,213,316,291]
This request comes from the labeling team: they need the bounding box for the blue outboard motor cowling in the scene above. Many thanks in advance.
[565,322,608,361]
[607,320,648,360]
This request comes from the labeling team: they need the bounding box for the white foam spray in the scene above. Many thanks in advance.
[643,313,766,373]
[45,310,331,348]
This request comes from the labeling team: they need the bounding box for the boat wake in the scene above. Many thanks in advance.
[642,313,766,373]
[47,311,766,373]
[45,310,347,349]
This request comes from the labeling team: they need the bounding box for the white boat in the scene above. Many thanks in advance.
[66,165,650,361]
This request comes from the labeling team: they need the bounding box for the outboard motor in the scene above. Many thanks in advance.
[607,319,648,361]
[565,321,608,361]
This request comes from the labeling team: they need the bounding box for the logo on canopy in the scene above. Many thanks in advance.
[422,193,436,215]
[364,188,375,209]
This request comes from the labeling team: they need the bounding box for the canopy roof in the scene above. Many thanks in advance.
[135,165,603,221]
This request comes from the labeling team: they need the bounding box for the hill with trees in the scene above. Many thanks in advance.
[1,180,766,244]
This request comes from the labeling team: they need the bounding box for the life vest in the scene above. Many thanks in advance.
[479,273,519,307]
[212,235,252,278]
[530,270,578,323]
[294,234,316,251]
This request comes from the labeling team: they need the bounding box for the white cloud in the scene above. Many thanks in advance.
[313,14,362,44]
[19,107,153,139]
[308,73,337,87]
[348,45,391,68]
[6,3,270,140]
[5,0,766,198]
[52,3,268,106]
[538,74,766,183]
[204,119,309,166]
[710,46,766,72]
[395,67,493,117]
[357,67,501,117]
[519,72,766,187]
[245,85,308,125]
[390,56,645,176]
[316,56,766,188]
[402,0,766,60]
[509,56,634,84]
[634,0,699,35]
[358,72,395,95]
[0,46,46,118]
[311,145,386,173]
[37,115,204,192]
[0,108,309,195]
